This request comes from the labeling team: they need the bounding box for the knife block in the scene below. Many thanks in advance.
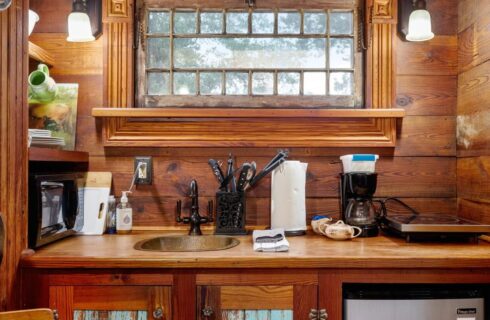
[214,191,247,235]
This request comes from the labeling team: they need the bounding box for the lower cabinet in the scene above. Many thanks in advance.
[23,269,490,320]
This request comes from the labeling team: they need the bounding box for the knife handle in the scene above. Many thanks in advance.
[237,164,251,191]
[208,159,225,184]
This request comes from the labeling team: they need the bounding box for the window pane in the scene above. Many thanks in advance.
[330,72,353,95]
[330,12,353,35]
[278,12,300,34]
[174,72,196,95]
[200,72,222,95]
[174,38,326,69]
[226,12,249,34]
[304,72,326,95]
[148,11,170,34]
[174,11,196,34]
[330,38,353,69]
[278,72,300,95]
[226,72,248,95]
[252,72,273,95]
[252,12,274,34]
[201,12,223,34]
[147,72,170,95]
[304,12,327,34]
[147,38,169,68]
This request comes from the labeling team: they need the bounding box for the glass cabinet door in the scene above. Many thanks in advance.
[50,286,171,320]
[198,285,316,320]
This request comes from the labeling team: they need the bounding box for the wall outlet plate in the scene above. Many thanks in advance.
[134,156,152,185]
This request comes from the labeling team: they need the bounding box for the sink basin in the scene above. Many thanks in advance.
[134,235,240,252]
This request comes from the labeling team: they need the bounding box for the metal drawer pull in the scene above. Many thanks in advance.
[309,308,318,320]
[202,306,214,318]
[319,308,328,320]
[153,307,164,319]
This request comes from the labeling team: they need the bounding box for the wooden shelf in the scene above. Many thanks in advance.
[28,41,55,67]
[28,147,89,162]
[92,108,406,119]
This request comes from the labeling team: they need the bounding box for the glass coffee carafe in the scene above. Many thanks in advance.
[344,198,378,227]
[340,173,379,237]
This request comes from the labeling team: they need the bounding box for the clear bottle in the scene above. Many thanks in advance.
[106,195,117,234]
[116,191,132,234]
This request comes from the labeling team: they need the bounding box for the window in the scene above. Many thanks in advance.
[136,1,363,108]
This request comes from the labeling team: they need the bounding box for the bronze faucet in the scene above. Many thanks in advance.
[176,180,213,235]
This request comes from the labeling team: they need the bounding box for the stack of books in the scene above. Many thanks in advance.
[28,129,65,148]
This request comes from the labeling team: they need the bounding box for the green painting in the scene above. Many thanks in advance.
[29,83,79,150]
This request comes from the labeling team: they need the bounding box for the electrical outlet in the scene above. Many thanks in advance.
[134,156,152,185]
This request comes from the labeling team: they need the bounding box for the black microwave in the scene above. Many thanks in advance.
[28,173,83,248]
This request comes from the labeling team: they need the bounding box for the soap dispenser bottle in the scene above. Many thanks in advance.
[116,191,132,234]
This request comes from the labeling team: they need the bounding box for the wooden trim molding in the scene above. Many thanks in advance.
[96,0,401,148]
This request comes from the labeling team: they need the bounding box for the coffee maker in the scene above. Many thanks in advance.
[340,173,379,237]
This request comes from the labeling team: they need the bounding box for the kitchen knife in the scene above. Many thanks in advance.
[236,163,252,192]
[208,159,225,186]
[249,157,286,188]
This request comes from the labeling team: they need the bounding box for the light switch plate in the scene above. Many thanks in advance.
[134,156,152,185]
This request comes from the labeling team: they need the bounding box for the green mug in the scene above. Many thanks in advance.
[28,64,57,103]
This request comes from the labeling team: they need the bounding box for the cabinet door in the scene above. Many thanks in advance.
[197,285,317,320]
[50,286,172,320]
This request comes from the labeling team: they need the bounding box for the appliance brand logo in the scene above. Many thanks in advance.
[457,308,477,315]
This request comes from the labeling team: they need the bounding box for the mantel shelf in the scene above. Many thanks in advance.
[92,108,406,119]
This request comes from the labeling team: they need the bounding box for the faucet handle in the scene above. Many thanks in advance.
[199,200,214,224]
[176,200,190,224]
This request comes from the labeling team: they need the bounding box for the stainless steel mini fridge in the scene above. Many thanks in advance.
[344,284,485,320]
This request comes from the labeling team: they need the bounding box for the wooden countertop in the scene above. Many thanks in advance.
[20,232,490,269]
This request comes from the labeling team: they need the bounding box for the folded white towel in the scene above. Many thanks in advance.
[253,229,289,252]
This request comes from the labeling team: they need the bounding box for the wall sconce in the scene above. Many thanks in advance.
[67,0,102,42]
[28,9,39,36]
[399,0,434,42]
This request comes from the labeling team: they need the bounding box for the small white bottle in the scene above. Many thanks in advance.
[116,191,132,234]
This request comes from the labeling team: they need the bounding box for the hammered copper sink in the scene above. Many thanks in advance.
[134,235,240,252]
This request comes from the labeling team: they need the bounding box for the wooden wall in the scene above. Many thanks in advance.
[457,0,490,224]
[29,0,458,229]
[0,0,29,310]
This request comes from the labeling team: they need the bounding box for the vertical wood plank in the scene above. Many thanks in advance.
[173,273,196,320]
[0,0,29,311]
[293,285,317,320]
[197,286,221,320]
[49,286,74,320]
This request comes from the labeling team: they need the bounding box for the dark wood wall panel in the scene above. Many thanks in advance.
[29,0,458,228]
[457,0,490,224]
[0,0,28,310]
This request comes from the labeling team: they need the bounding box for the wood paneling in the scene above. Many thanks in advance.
[220,286,293,310]
[395,76,456,116]
[396,36,458,76]
[457,1,490,224]
[27,0,459,229]
[0,0,29,311]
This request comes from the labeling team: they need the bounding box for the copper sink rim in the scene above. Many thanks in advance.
[133,234,241,252]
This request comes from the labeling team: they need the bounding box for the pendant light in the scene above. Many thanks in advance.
[405,0,434,42]
[67,0,95,42]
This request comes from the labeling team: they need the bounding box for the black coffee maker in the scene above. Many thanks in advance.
[340,173,379,237]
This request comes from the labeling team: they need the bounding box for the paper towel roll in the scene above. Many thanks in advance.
[271,160,308,234]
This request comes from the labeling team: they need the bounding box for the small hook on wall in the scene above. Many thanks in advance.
[245,0,255,8]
